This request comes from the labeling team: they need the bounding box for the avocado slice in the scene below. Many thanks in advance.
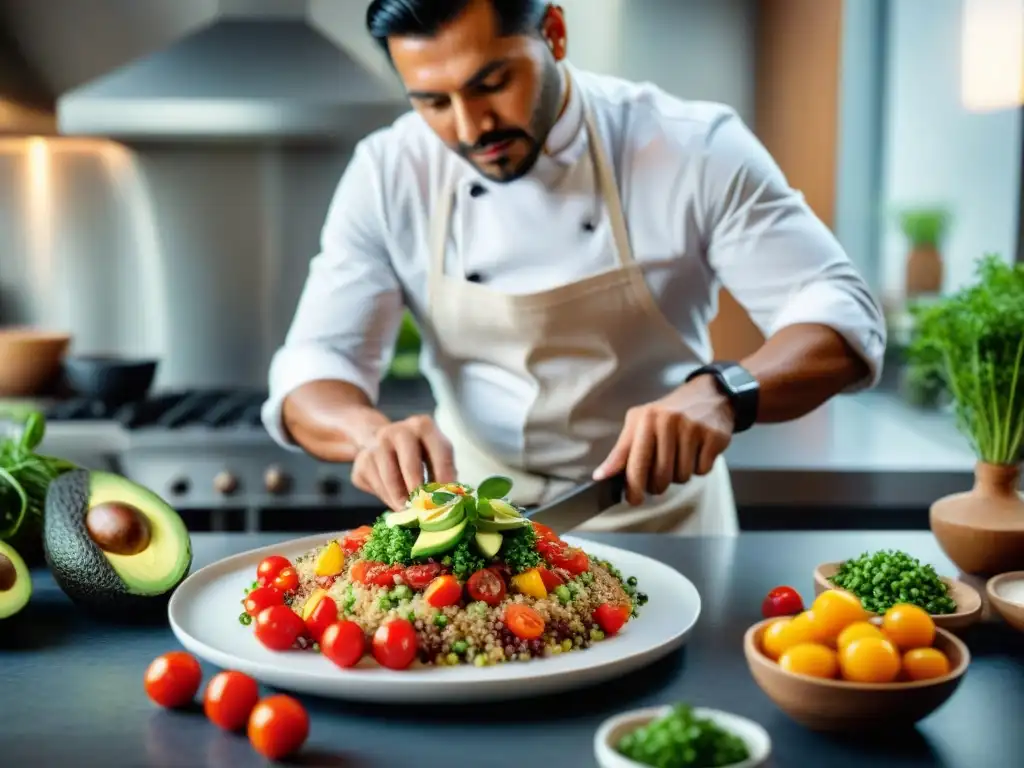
[0,540,32,620]
[490,499,522,519]
[385,509,421,528]
[473,531,503,558]
[477,516,529,532]
[43,469,193,618]
[419,501,465,532]
[411,518,467,558]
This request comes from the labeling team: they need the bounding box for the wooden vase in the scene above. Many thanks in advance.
[905,245,943,296]
[930,462,1024,576]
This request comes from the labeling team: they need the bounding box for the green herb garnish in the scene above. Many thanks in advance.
[359,517,416,565]
[829,549,956,614]
[616,703,750,768]
[908,253,1024,464]
[498,525,542,574]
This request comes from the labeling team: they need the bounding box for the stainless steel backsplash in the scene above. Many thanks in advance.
[0,136,353,389]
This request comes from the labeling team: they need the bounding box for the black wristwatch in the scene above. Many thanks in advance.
[684,361,760,433]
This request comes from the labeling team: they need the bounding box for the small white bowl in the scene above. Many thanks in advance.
[594,706,772,768]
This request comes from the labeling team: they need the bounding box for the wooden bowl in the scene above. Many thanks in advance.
[744,617,970,733]
[814,561,982,632]
[985,571,1024,633]
[0,328,71,396]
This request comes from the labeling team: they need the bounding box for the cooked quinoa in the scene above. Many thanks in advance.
[240,479,649,668]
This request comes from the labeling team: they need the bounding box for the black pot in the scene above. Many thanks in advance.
[62,355,158,406]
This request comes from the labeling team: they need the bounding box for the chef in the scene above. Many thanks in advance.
[261,0,886,535]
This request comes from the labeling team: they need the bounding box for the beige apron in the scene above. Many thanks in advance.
[423,84,738,536]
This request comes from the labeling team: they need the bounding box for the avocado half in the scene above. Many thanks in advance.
[43,470,193,618]
[0,539,32,620]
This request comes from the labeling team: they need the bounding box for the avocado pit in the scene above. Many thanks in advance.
[86,502,152,555]
[0,553,16,591]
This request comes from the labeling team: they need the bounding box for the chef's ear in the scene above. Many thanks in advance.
[541,4,567,60]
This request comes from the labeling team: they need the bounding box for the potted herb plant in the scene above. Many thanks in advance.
[908,254,1024,576]
[898,207,951,296]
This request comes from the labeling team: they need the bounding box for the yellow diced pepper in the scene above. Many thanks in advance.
[314,540,345,577]
[511,568,547,599]
[301,588,329,620]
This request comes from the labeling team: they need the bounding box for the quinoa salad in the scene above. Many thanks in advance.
[237,476,648,671]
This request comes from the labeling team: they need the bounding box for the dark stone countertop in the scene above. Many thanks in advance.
[2,531,1021,767]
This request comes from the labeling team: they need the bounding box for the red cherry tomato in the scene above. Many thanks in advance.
[320,620,367,669]
[761,586,804,618]
[144,651,203,709]
[593,603,631,636]
[423,575,462,608]
[254,605,305,651]
[341,525,373,554]
[256,555,292,586]
[244,586,284,617]
[272,567,300,593]
[537,566,564,591]
[368,564,404,588]
[303,594,338,643]
[402,563,442,590]
[531,522,560,543]
[544,543,589,575]
[372,618,418,670]
[505,604,545,640]
[248,695,310,761]
[350,560,370,584]
[203,670,260,732]
[466,568,507,606]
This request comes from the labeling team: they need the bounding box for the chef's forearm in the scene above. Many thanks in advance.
[281,380,392,462]
[740,323,871,423]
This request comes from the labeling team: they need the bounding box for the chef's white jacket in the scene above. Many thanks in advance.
[261,64,887,451]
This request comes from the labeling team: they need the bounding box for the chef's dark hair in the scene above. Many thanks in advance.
[366,0,548,52]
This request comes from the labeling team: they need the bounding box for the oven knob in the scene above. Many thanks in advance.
[168,477,190,496]
[317,476,341,496]
[214,471,240,496]
[264,465,291,495]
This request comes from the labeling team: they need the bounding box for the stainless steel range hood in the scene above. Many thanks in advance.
[56,5,410,142]
[0,24,56,135]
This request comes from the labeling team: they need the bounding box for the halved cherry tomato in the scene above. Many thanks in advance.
[594,603,631,636]
[543,542,589,575]
[505,604,545,640]
[536,539,562,559]
[466,568,507,606]
[272,567,299,593]
[424,574,462,608]
[531,522,560,543]
[256,555,292,586]
[203,670,260,732]
[248,695,309,761]
[320,620,366,669]
[341,525,373,555]
[144,651,203,709]
[537,566,564,592]
[350,560,370,584]
[244,585,284,617]
[254,605,305,651]
[402,562,442,590]
[372,618,418,670]
[303,594,338,643]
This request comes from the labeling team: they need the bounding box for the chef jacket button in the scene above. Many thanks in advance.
[469,183,487,198]
[582,220,596,233]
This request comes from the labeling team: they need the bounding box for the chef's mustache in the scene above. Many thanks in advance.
[460,128,534,155]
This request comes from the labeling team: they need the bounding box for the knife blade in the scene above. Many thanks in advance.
[523,473,627,534]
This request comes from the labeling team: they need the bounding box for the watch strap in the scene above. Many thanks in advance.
[685,361,760,433]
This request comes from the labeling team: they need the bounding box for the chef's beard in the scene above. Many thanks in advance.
[457,58,564,183]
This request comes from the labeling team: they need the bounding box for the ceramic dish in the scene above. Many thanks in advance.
[168,531,701,704]
[985,571,1024,633]
[813,561,982,631]
[594,706,771,768]
[744,617,969,732]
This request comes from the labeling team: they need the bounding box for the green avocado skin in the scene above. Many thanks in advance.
[43,470,192,619]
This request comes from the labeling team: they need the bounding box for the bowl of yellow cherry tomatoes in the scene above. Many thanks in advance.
[744,588,970,733]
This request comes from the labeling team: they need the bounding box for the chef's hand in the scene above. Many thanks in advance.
[593,375,735,506]
[351,415,457,511]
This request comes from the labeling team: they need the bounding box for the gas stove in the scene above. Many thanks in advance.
[39,380,434,526]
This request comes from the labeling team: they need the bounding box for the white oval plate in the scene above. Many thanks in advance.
[168,532,701,704]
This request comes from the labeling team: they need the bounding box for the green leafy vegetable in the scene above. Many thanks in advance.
[908,253,1024,464]
[476,474,513,500]
[430,490,456,506]
[897,207,951,248]
[359,517,416,565]
[499,525,542,574]
[450,526,488,580]
[829,549,957,615]
[616,703,750,768]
